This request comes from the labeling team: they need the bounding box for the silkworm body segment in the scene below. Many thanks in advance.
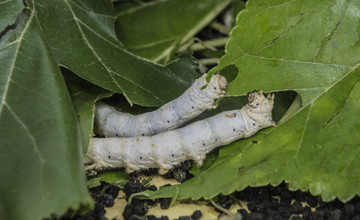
[94,74,227,137]
[87,91,275,174]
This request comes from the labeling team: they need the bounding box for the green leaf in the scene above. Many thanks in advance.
[88,170,128,188]
[0,8,92,220]
[115,0,232,63]
[230,0,246,28]
[0,0,23,32]
[141,0,360,202]
[165,54,201,82]
[62,68,113,155]
[33,0,192,107]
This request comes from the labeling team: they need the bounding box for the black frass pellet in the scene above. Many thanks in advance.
[291,201,303,214]
[246,213,264,220]
[306,194,318,207]
[147,216,169,220]
[100,193,115,207]
[277,205,292,219]
[237,208,248,219]
[148,185,157,191]
[160,198,171,209]
[105,185,120,198]
[123,177,146,198]
[123,205,133,220]
[191,210,202,220]
[344,203,356,216]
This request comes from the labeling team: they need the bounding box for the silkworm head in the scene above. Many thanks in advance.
[243,90,276,128]
[246,90,272,110]
[247,90,257,103]
[217,75,228,90]
[208,74,227,93]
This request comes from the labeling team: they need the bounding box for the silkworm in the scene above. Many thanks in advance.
[94,73,227,137]
[86,91,275,174]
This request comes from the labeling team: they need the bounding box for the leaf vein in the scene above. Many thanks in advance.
[313,0,350,61]
[129,37,179,50]
[73,13,122,50]
[0,7,35,118]
[63,0,126,97]
[68,0,116,19]
[0,0,12,5]
[295,103,313,159]
[0,40,19,51]
[244,54,351,68]
[5,102,45,163]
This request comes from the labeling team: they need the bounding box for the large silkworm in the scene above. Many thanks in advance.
[94,73,227,137]
[86,91,275,174]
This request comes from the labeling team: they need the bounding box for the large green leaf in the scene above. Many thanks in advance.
[115,0,232,63]
[140,0,360,202]
[0,0,23,32]
[0,7,92,220]
[33,0,192,107]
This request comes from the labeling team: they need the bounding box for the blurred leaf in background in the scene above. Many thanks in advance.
[115,0,232,63]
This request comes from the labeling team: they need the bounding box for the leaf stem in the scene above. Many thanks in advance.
[209,200,234,216]
[191,37,229,51]
[210,21,230,35]
[198,58,220,66]
[178,37,229,52]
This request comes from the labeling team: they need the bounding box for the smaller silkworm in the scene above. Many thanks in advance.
[94,73,227,137]
[86,90,275,174]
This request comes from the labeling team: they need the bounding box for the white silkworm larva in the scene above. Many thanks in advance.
[86,91,275,174]
[94,73,227,137]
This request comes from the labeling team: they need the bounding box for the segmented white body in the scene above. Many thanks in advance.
[94,74,227,137]
[87,91,275,174]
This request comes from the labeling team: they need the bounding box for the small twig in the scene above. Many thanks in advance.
[177,37,201,52]
[210,21,230,35]
[198,58,220,66]
[190,37,229,51]
[178,37,229,52]
[210,200,234,216]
